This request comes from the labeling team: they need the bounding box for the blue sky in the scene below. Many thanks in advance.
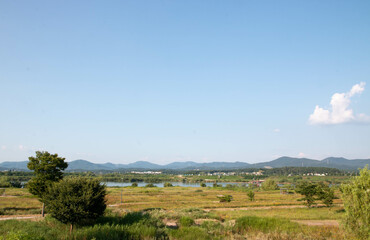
[1,1,370,164]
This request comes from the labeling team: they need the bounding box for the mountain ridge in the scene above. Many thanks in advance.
[0,156,369,171]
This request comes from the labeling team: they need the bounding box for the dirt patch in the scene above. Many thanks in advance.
[162,218,178,228]
[0,215,43,221]
[194,218,220,225]
[292,220,339,227]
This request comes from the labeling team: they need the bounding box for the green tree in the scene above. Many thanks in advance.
[261,179,278,191]
[217,195,233,202]
[316,182,335,207]
[164,182,173,187]
[247,190,255,201]
[27,151,68,216]
[43,177,107,233]
[341,166,370,239]
[295,181,317,207]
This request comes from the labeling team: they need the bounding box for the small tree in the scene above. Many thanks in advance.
[295,181,317,207]
[341,166,370,239]
[261,179,278,191]
[316,182,335,207]
[218,195,233,202]
[43,177,107,233]
[247,190,255,201]
[164,182,173,187]
[27,151,68,216]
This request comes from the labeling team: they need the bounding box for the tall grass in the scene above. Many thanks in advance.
[234,216,301,233]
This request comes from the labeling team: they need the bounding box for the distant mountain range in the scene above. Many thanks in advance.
[0,157,369,171]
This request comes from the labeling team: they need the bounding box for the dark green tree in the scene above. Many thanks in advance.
[316,182,335,207]
[27,151,68,216]
[43,177,107,233]
[341,166,369,239]
[295,181,317,207]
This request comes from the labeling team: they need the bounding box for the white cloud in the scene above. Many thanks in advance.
[273,128,280,133]
[298,152,305,158]
[309,82,370,125]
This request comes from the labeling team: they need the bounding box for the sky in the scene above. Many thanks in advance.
[1,1,370,164]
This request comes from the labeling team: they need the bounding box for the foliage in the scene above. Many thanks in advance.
[43,177,107,226]
[234,216,300,233]
[163,182,173,187]
[179,216,195,227]
[131,182,138,187]
[261,179,278,191]
[27,151,68,199]
[213,183,221,187]
[295,181,336,208]
[316,182,334,207]
[217,195,233,202]
[247,190,255,201]
[295,181,318,207]
[200,183,207,187]
[145,183,157,187]
[341,166,370,240]
[0,176,11,188]
[169,226,211,240]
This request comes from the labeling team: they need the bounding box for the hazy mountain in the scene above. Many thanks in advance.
[1,157,369,171]
[67,160,114,171]
[252,157,321,168]
[0,161,28,170]
[125,161,162,169]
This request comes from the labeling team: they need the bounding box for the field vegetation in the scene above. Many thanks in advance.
[1,165,367,239]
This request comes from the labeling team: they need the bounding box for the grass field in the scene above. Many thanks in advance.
[0,186,354,239]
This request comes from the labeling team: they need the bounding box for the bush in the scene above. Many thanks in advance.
[200,183,207,187]
[341,166,370,239]
[261,179,278,191]
[217,195,233,202]
[43,177,107,229]
[131,183,138,187]
[164,182,173,187]
[179,216,195,227]
[247,190,255,201]
[145,183,156,188]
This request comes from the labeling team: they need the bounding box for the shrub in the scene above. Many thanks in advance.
[179,216,195,227]
[164,182,173,187]
[145,183,156,188]
[217,195,233,202]
[247,190,255,201]
[131,182,138,187]
[341,166,370,240]
[261,179,278,191]
[200,183,207,187]
[43,177,107,231]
